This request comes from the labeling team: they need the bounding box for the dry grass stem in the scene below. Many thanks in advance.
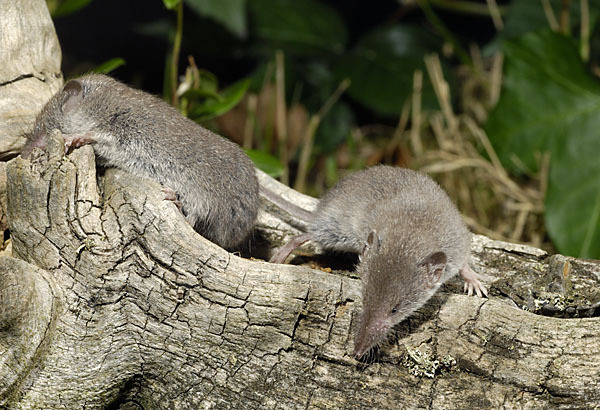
[416,51,548,248]
[410,70,424,156]
[430,112,451,150]
[243,94,257,149]
[580,0,590,61]
[470,44,484,72]
[559,0,571,35]
[294,115,320,193]
[486,0,504,30]
[393,99,411,145]
[489,53,504,107]
[294,78,350,191]
[425,54,458,134]
[275,50,289,184]
[541,0,560,31]
[538,151,550,199]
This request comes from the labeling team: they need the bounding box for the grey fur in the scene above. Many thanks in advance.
[23,74,259,250]
[270,165,486,358]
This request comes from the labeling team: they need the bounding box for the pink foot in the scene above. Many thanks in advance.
[162,187,182,211]
[63,132,96,153]
[460,265,488,298]
[269,233,312,264]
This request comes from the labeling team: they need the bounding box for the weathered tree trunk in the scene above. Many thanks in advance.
[0,0,63,158]
[2,0,600,408]
[0,0,63,235]
[1,130,599,409]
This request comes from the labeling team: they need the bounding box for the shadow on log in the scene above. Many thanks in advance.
[1,130,599,408]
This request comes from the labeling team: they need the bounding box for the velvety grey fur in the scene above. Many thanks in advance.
[23,74,259,250]
[270,165,485,358]
[311,166,474,356]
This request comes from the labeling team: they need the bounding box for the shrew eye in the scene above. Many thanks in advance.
[391,304,400,315]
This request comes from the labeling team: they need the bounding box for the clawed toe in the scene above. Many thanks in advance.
[162,187,183,210]
[460,266,488,298]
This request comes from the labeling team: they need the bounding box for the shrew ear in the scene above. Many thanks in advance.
[361,230,382,258]
[62,80,84,113]
[422,251,447,288]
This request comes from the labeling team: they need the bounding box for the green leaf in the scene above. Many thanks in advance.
[189,78,250,121]
[183,88,221,101]
[245,149,284,178]
[502,0,600,39]
[185,0,247,37]
[333,25,446,116]
[486,30,600,258]
[181,70,220,100]
[314,102,353,154]
[247,0,346,56]
[162,0,180,10]
[92,58,126,75]
[51,0,93,17]
[547,151,600,258]
[485,0,600,56]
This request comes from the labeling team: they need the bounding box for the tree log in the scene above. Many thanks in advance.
[1,130,599,409]
[0,0,63,158]
[0,0,63,240]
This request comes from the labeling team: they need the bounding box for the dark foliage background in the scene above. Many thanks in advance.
[46,0,600,259]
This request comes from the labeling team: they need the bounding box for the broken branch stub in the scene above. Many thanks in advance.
[0,0,63,158]
[1,130,599,408]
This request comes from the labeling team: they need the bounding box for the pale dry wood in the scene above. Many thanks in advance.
[3,0,599,407]
[0,162,7,232]
[1,130,599,409]
[0,0,63,158]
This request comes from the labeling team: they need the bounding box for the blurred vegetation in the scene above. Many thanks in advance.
[47,0,600,259]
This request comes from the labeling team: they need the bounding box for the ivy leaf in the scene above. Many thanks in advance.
[189,78,250,121]
[486,30,600,258]
[51,0,93,17]
[92,58,126,75]
[245,149,284,178]
[247,0,346,56]
[334,25,446,116]
[501,0,600,40]
[162,0,180,10]
[184,0,247,38]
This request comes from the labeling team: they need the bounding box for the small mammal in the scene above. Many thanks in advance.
[269,165,487,358]
[22,74,259,250]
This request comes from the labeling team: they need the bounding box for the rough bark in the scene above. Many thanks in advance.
[0,0,63,159]
[1,130,599,409]
[0,0,63,244]
[1,0,600,407]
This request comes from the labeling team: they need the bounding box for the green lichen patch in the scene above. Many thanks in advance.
[400,346,457,378]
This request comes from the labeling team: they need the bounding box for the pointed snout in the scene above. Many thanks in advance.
[353,314,390,360]
[353,340,371,360]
